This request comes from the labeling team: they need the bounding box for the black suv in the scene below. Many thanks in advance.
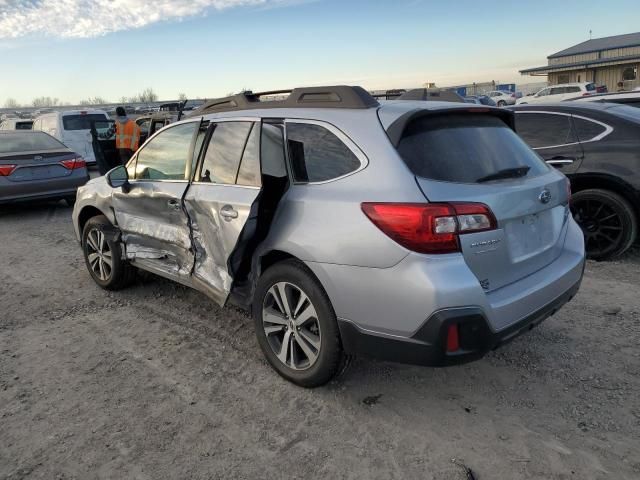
[511,102,640,259]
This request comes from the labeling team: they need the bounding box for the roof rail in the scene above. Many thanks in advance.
[188,86,379,116]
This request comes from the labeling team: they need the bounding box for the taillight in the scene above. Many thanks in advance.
[361,202,497,254]
[0,164,17,176]
[60,157,86,170]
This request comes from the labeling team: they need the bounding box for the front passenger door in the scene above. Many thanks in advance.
[113,121,199,282]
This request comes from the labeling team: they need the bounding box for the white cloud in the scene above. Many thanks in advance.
[0,0,287,39]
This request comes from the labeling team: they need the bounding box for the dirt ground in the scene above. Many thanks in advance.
[1,198,639,480]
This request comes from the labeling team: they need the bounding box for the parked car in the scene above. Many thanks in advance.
[516,82,603,105]
[135,112,178,146]
[565,91,640,108]
[0,131,88,205]
[32,110,110,165]
[486,90,517,106]
[464,95,497,106]
[0,118,33,130]
[510,102,640,259]
[73,86,584,387]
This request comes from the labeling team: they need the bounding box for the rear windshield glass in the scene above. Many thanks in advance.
[16,122,33,130]
[609,104,640,122]
[397,114,549,183]
[62,114,108,131]
[0,132,66,153]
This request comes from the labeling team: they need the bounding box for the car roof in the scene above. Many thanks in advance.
[509,102,626,113]
[570,91,640,101]
[0,130,46,135]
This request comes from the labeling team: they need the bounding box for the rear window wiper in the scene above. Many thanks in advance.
[476,166,530,183]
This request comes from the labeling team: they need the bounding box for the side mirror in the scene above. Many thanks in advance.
[106,165,130,192]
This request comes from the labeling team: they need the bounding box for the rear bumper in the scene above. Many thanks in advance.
[338,276,582,366]
[0,171,88,203]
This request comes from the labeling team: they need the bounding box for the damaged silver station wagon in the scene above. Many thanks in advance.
[73,86,586,387]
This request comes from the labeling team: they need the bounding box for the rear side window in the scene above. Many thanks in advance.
[397,114,548,183]
[514,113,578,148]
[198,121,254,185]
[586,83,596,92]
[62,114,108,130]
[236,124,261,186]
[572,117,607,141]
[286,123,361,183]
[15,122,33,130]
[566,86,581,93]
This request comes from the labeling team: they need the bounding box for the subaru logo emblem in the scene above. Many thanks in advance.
[539,189,551,204]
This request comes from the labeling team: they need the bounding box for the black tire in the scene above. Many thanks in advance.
[497,100,506,107]
[571,189,638,260]
[253,260,345,388]
[82,215,136,290]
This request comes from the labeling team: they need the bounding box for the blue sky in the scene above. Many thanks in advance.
[1,0,639,105]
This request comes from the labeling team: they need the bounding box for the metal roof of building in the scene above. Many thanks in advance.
[549,32,640,58]
[520,53,640,74]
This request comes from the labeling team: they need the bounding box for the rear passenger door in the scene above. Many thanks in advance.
[183,119,262,305]
[514,111,584,174]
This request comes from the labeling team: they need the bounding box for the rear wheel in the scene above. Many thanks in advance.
[82,215,136,289]
[571,189,637,260]
[253,260,344,387]
[497,100,506,107]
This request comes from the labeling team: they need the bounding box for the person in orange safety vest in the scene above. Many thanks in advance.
[101,106,141,165]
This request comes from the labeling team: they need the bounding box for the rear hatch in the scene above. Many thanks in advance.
[393,110,570,292]
[61,113,109,163]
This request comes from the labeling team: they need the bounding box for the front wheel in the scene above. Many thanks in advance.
[82,215,136,289]
[497,100,506,107]
[253,260,345,387]
[571,189,637,260]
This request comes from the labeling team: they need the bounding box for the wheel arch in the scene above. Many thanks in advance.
[77,205,110,235]
[569,173,640,222]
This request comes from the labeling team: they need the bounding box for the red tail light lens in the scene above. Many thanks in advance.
[446,324,460,352]
[0,164,17,176]
[361,202,496,254]
[60,157,86,170]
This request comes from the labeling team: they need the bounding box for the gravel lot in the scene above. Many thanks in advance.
[1,198,639,480]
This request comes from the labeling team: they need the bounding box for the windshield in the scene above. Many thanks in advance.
[396,114,549,183]
[0,132,67,153]
[62,113,108,131]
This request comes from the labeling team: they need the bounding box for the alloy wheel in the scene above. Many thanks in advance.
[86,228,113,281]
[262,282,321,370]
[571,198,624,257]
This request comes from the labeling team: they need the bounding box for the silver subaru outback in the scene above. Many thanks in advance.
[72,86,585,387]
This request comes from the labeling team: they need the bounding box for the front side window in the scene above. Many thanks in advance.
[515,113,578,148]
[397,114,548,183]
[198,121,254,184]
[134,122,197,180]
[585,83,596,92]
[286,123,361,183]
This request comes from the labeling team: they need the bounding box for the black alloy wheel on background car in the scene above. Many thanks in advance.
[570,189,638,260]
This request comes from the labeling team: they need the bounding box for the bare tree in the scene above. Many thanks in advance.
[178,93,188,102]
[32,96,60,108]
[79,96,109,106]
[137,88,158,103]
[4,98,20,109]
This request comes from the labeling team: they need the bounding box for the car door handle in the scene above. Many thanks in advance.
[546,156,575,166]
[220,205,238,220]
[167,199,181,210]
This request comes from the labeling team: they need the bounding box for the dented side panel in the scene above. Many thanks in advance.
[184,183,260,305]
[112,181,193,280]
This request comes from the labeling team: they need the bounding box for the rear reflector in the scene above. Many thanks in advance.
[0,164,17,176]
[60,157,86,170]
[361,202,496,254]
[446,324,460,352]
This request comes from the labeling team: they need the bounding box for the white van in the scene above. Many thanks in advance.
[32,110,110,164]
